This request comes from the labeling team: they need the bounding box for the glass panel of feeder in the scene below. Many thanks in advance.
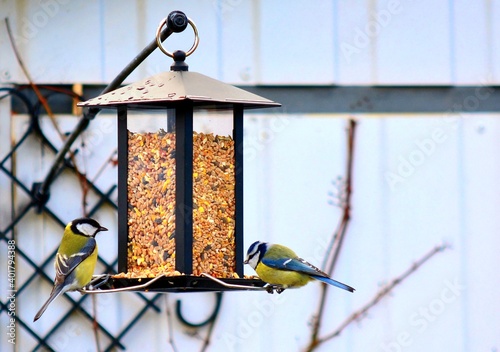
[192,110,236,278]
[126,109,177,278]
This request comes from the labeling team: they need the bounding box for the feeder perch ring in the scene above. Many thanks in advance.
[156,16,199,58]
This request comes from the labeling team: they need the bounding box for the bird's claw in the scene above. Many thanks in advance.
[82,274,112,291]
[264,284,285,294]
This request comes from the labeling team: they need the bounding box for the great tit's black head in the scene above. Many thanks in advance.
[70,218,108,237]
[244,241,268,269]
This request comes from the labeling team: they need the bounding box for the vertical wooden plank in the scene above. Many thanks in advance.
[379,115,464,352]
[0,2,22,83]
[375,0,452,84]
[101,0,143,83]
[217,0,256,84]
[10,1,103,83]
[491,1,500,83]
[335,0,375,84]
[461,115,500,350]
[257,1,335,84]
[345,117,392,350]
[453,1,490,83]
[0,93,13,343]
[0,88,12,230]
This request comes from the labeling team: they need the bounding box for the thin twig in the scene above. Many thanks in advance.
[91,149,118,184]
[326,119,356,274]
[314,244,450,348]
[200,313,218,352]
[5,18,64,141]
[165,295,178,352]
[5,17,88,214]
[198,292,224,352]
[307,119,357,350]
[91,295,102,352]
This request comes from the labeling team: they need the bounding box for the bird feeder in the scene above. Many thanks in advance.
[78,17,280,292]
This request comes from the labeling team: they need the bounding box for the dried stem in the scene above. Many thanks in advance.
[91,149,118,184]
[5,18,66,141]
[5,18,88,214]
[326,119,356,274]
[307,119,357,351]
[164,295,179,352]
[91,295,102,352]
[198,293,223,352]
[199,315,218,352]
[316,244,450,346]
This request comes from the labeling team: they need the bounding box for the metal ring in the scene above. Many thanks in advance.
[156,17,199,58]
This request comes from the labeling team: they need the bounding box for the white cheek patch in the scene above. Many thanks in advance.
[247,256,259,269]
[76,223,97,237]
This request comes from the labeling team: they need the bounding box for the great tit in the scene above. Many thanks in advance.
[34,218,108,322]
[244,241,354,292]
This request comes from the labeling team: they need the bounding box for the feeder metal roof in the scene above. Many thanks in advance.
[78,71,280,110]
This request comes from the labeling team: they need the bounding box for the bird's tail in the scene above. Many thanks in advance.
[33,284,65,322]
[313,275,355,292]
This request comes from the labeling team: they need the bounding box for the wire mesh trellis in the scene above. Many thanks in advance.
[0,86,165,351]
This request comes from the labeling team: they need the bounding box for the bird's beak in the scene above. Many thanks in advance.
[243,259,248,264]
[100,226,108,232]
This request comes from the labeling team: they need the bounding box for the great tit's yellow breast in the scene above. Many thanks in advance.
[74,245,98,286]
[255,262,311,288]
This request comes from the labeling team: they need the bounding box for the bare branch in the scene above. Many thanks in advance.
[5,17,63,140]
[199,315,217,352]
[164,295,179,352]
[316,244,450,346]
[5,17,89,214]
[91,295,102,352]
[307,119,357,350]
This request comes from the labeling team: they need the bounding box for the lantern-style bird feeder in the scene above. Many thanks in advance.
[78,17,280,292]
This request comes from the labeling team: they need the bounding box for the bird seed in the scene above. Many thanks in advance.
[123,130,236,279]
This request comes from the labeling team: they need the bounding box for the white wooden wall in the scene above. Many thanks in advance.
[1,1,499,352]
[1,0,499,85]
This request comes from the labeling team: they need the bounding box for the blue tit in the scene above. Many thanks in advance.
[244,241,354,292]
[34,218,107,322]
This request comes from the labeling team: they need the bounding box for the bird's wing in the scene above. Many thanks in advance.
[312,275,355,292]
[55,238,96,279]
[262,256,327,276]
[262,257,355,292]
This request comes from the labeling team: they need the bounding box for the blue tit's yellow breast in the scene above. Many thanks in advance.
[255,262,312,288]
